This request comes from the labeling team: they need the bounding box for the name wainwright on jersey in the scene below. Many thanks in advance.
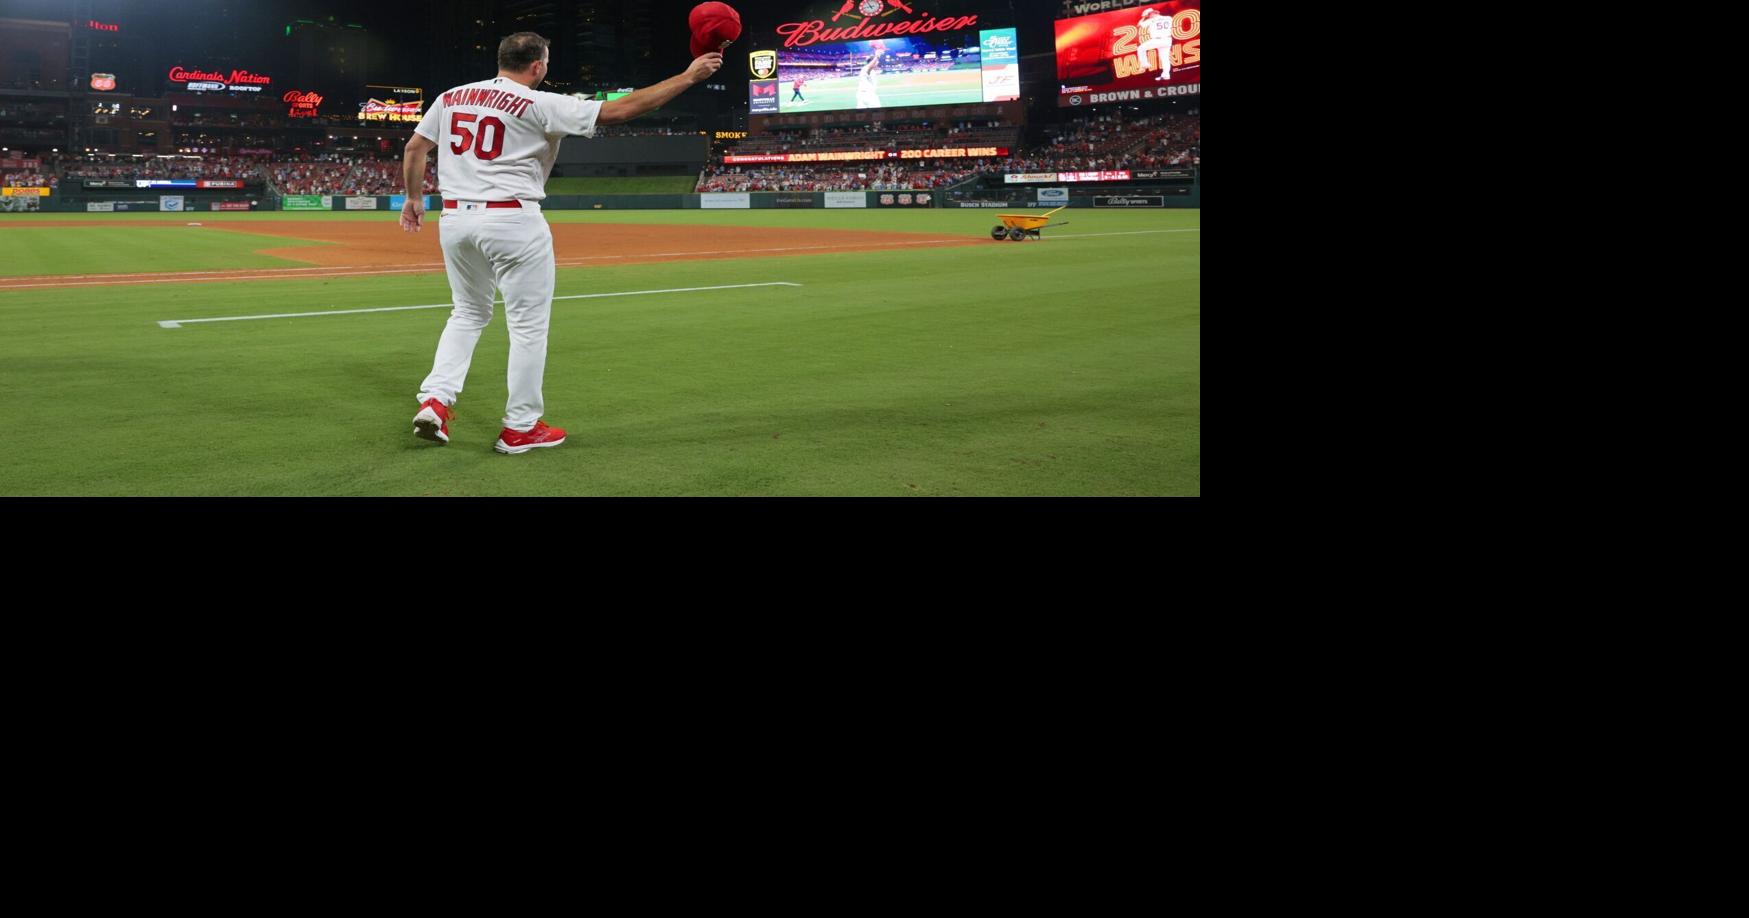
[439,86,536,119]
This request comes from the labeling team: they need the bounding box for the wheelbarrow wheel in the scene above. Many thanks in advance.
[1008,227,1026,241]
[991,224,1009,240]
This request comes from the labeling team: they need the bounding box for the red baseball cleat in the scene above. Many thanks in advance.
[494,419,566,454]
[413,398,453,444]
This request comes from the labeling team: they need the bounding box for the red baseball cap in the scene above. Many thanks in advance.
[689,2,742,58]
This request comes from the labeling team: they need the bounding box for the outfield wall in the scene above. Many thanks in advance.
[26,174,1198,212]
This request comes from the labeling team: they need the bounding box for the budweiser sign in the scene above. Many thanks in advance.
[284,90,323,118]
[168,67,272,86]
[776,1,978,48]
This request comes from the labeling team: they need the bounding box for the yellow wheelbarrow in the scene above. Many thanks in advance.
[990,205,1069,241]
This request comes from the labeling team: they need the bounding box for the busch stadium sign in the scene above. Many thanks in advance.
[776,1,980,48]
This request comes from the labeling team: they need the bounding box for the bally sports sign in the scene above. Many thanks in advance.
[775,1,980,48]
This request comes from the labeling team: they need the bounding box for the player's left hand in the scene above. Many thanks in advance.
[400,199,424,233]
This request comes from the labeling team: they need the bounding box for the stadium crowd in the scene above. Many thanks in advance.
[60,154,262,180]
[337,156,438,196]
[2,170,55,188]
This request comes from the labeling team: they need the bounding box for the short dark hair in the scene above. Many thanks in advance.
[498,32,549,72]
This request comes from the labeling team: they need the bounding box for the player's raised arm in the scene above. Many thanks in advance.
[596,53,723,126]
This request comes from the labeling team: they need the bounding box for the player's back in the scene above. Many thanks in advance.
[415,76,602,202]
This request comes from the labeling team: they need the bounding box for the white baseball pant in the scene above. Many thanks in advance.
[416,201,555,433]
[1137,39,1174,78]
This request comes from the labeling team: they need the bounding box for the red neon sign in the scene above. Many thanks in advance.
[88,20,119,32]
[168,67,272,86]
[775,2,979,48]
[284,90,324,118]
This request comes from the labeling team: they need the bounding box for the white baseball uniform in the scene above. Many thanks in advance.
[855,58,882,109]
[1136,12,1175,80]
[412,75,602,432]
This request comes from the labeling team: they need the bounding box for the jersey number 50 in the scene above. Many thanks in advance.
[450,113,505,161]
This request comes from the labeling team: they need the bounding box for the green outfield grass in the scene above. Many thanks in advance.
[544,176,701,194]
[0,209,1199,496]
[0,225,332,277]
[779,68,985,114]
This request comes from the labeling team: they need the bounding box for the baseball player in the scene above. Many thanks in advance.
[791,76,807,103]
[855,53,882,110]
[1135,7,1175,81]
[400,32,722,453]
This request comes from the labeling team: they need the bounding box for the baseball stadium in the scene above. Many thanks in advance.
[0,0,1200,498]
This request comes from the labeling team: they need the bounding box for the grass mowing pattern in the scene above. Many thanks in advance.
[0,226,333,277]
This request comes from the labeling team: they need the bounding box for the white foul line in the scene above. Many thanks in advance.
[156,282,802,328]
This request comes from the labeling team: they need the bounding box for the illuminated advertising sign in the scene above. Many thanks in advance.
[749,79,779,114]
[979,28,1019,102]
[91,73,117,91]
[168,66,273,93]
[197,180,244,189]
[1055,1,1200,107]
[284,90,323,118]
[723,146,1006,164]
[360,85,423,122]
[775,1,980,49]
[88,20,119,32]
[771,26,1019,114]
[1004,171,1132,183]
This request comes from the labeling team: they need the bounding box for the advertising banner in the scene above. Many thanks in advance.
[775,194,817,209]
[877,192,933,207]
[749,79,779,114]
[168,65,272,94]
[979,27,1020,103]
[1056,0,1200,108]
[1,188,44,211]
[767,15,1021,115]
[359,86,424,123]
[724,146,1006,165]
[1093,195,1164,207]
[87,202,116,212]
[160,195,185,212]
[83,180,135,189]
[282,195,327,211]
[1037,187,1069,204]
[1005,172,1061,184]
[389,194,435,210]
[824,191,867,208]
[701,193,752,209]
[214,202,253,211]
[197,180,244,189]
[344,197,380,210]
